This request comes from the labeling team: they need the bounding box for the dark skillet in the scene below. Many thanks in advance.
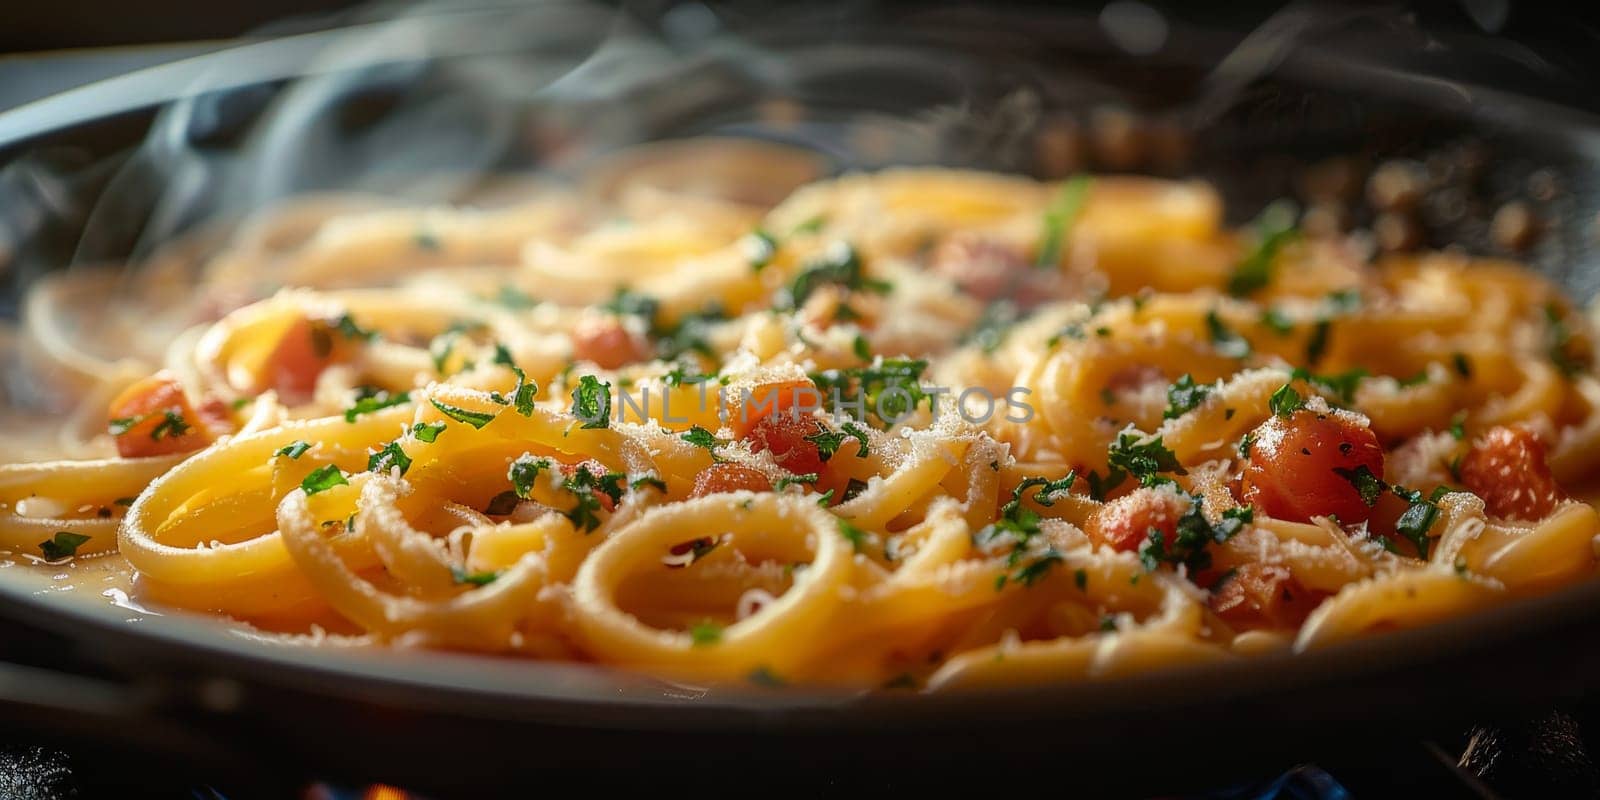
[0,3,1597,797]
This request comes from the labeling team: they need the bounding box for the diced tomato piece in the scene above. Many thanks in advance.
[691,463,773,497]
[1209,562,1322,629]
[107,373,216,458]
[1458,425,1566,520]
[727,378,822,439]
[1090,486,1192,553]
[930,233,1026,302]
[1240,409,1385,525]
[742,414,827,477]
[265,316,343,404]
[572,315,652,370]
[929,232,1065,309]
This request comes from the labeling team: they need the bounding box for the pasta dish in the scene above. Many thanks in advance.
[5,145,1598,690]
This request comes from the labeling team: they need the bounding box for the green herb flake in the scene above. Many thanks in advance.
[275,440,313,460]
[1269,383,1304,418]
[778,243,891,310]
[1206,311,1252,359]
[774,473,820,491]
[1260,308,1295,336]
[1035,175,1093,268]
[1332,465,1386,508]
[38,532,92,561]
[680,426,726,453]
[631,476,668,493]
[570,375,613,429]
[428,398,495,429]
[1163,374,1212,420]
[345,389,412,423]
[690,621,724,646]
[450,565,500,586]
[838,518,868,552]
[744,230,779,272]
[149,411,190,441]
[300,464,349,496]
[366,442,412,476]
[1226,201,1298,296]
[411,421,447,443]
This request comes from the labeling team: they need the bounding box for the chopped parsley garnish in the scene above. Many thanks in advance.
[300,464,348,496]
[108,416,140,436]
[1074,568,1088,590]
[777,242,891,310]
[450,566,500,586]
[1290,367,1366,404]
[230,396,255,410]
[1206,311,1251,358]
[631,476,668,493]
[491,342,516,368]
[414,230,441,251]
[1260,308,1294,335]
[1391,485,1442,558]
[1332,465,1385,508]
[978,474,1080,588]
[367,442,412,476]
[1035,175,1093,268]
[808,357,930,428]
[773,473,819,491]
[690,621,724,646]
[1004,550,1064,588]
[1226,201,1298,296]
[149,411,191,440]
[602,288,660,320]
[852,334,872,361]
[966,300,1022,354]
[275,441,312,459]
[492,285,538,309]
[1304,319,1332,364]
[509,367,538,417]
[1106,432,1185,485]
[1269,383,1304,417]
[744,230,778,272]
[345,388,411,422]
[428,330,461,373]
[662,364,716,388]
[411,421,447,443]
[1138,503,1252,573]
[1163,374,1211,420]
[1448,412,1466,441]
[570,375,612,429]
[333,313,376,341]
[1238,431,1255,459]
[1325,289,1362,313]
[837,518,868,552]
[1545,303,1585,376]
[805,422,871,461]
[680,426,726,453]
[428,398,495,429]
[1396,369,1431,388]
[509,455,552,499]
[561,465,624,532]
[38,532,91,561]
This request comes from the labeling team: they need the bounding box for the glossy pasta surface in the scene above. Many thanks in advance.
[7,155,1599,690]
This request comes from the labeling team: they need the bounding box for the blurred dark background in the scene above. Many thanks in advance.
[3,2,1600,113]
